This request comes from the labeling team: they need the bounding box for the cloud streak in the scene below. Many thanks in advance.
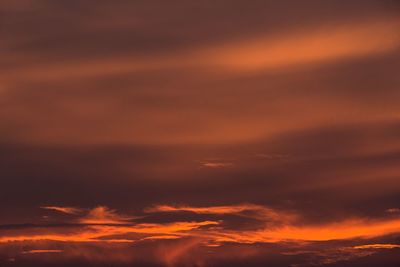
[41,206,83,215]
[354,244,400,250]
[199,18,400,72]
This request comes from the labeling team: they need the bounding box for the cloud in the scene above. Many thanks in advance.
[200,162,234,168]
[79,206,134,224]
[22,250,63,254]
[145,203,296,223]
[354,244,400,249]
[40,206,83,215]
[208,218,400,243]
[386,208,400,214]
[0,220,218,243]
[198,18,400,73]
[146,203,265,214]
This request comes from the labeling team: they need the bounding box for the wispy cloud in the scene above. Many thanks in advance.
[206,218,400,243]
[41,206,83,215]
[145,203,295,222]
[200,162,234,168]
[199,18,400,72]
[79,206,135,224]
[354,244,400,249]
[145,203,262,214]
[386,208,400,214]
[22,250,63,254]
[0,220,218,243]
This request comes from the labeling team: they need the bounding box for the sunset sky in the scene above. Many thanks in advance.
[1,1,400,266]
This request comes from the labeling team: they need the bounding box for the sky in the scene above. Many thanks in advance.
[1,0,400,266]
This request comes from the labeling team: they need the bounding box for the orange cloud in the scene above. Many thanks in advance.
[0,220,218,243]
[201,218,400,244]
[146,203,265,214]
[144,205,400,244]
